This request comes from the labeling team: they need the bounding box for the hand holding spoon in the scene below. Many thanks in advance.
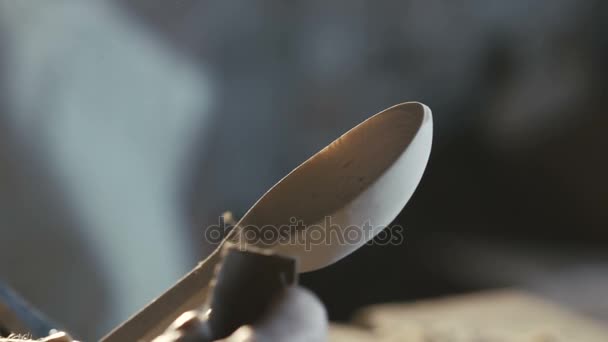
[101,102,433,341]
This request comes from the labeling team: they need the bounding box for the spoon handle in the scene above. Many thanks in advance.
[100,248,223,342]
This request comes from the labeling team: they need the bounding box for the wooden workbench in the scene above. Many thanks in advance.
[329,290,608,341]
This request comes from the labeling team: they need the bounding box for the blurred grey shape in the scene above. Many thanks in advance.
[0,0,213,338]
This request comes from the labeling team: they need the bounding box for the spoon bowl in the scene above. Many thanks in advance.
[235,102,433,271]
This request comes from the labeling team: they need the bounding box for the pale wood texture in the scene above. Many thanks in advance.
[329,290,608,342]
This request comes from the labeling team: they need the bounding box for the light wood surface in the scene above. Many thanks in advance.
[329,290,608,342]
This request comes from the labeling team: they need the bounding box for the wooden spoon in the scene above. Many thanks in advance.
[101,102,433,341]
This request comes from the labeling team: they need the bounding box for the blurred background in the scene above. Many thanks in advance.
[0,0,606,340]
